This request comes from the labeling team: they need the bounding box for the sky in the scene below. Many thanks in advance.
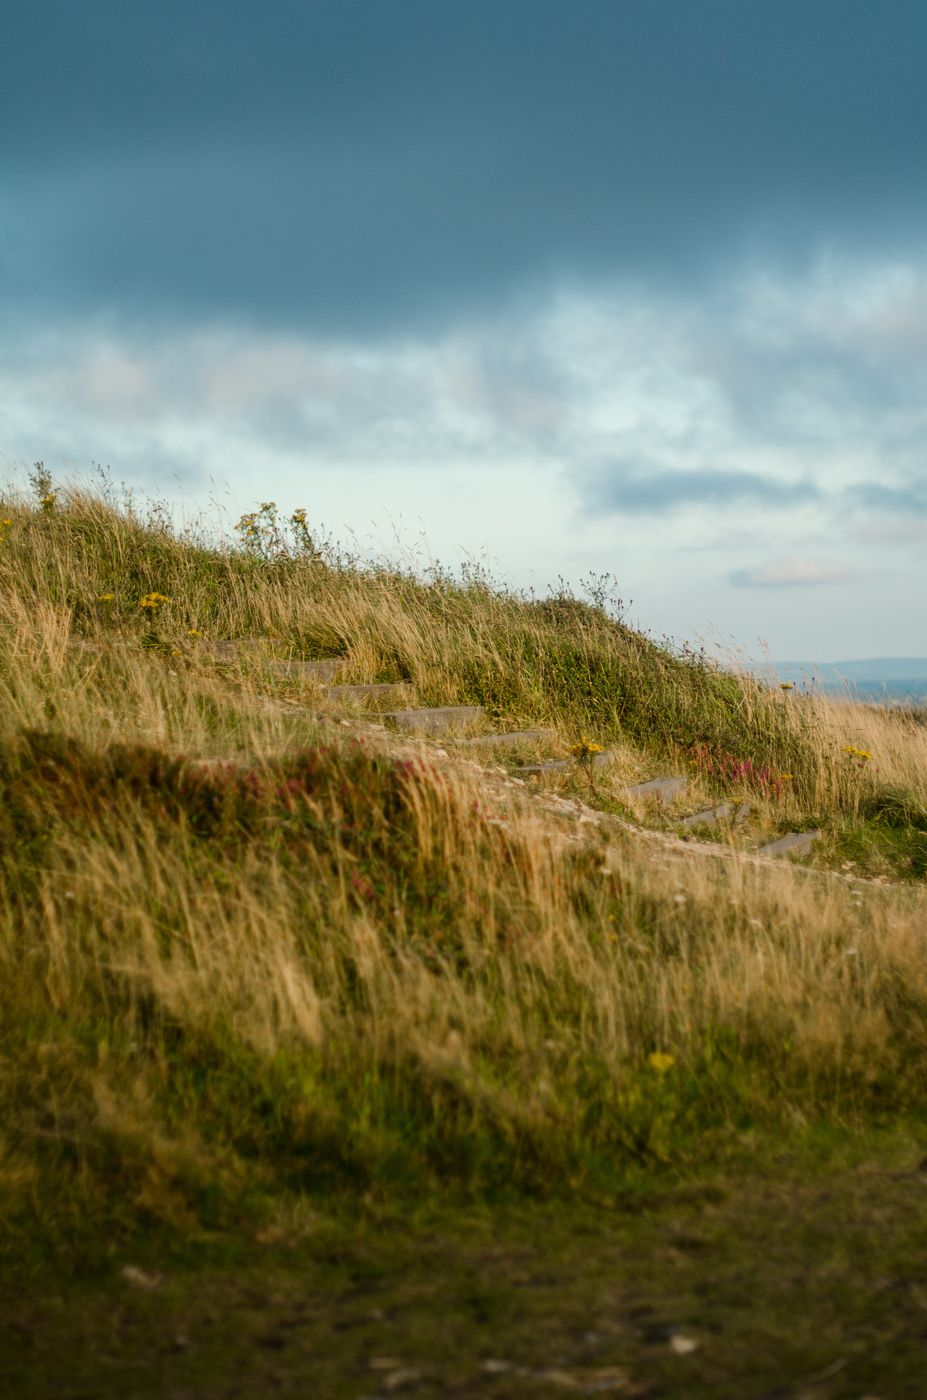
[3,0,927,661]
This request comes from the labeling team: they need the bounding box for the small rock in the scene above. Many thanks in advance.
[120,1264,164,1290]
[536,1369,583,1389]
[669,1333,699,1356]
[383,1368,422,1391]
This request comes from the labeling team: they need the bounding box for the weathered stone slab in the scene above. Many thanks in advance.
[198,638,270,657]
[458,729,552,749]
[325,683,404,702]
[680,800,752,829]
[758,829,822,858]
[514,750,614,776]
[381,705,484,734]
[680,801,734,828]
[622,776,687,806]
[514,759,569,775]
[266,658,345,682]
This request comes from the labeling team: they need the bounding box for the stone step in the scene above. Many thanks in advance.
[758,829,822,859]
[622,776,688,806]
[514,750,614,776]
[457,729,553,750]
[324,683,405,702]
[381,705,484,734]
[198,638,272,657]
[200,642,349,681]
[266,658,346,682]
[679,800,752,829]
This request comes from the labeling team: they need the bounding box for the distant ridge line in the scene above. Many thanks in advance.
[771,657,927,683]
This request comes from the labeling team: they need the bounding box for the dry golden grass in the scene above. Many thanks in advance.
[1,483,925,1257]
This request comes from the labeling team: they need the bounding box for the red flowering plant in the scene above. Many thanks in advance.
[687,742,790,800]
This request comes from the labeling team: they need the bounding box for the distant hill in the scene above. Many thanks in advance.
[766,658,927,703]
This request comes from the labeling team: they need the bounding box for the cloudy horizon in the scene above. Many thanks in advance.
[4,1,926,661]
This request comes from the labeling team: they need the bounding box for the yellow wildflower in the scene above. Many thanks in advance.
[843,745,871,762]
[96,593,115,602]
[139,592,171,611]
[187,627,203,638]
[570,735,604,760]
[648,1052,675,1074]
[780,681,795,691]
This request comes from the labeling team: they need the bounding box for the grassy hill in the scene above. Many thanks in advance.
[3,480,927,1395]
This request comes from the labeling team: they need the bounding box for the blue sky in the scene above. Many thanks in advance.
[3,0,926,659]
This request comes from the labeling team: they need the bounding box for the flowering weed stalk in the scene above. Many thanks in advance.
[571,735,605,795]
[29,462,58,512]
[235,501,319,562]
[139,591,171,649]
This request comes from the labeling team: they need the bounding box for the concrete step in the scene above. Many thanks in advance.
[381,705,484,734]
[266,658,346,682]
[457,729,553,750]
[325,683,406,702]
[202,643,350,683]
[758,829,822,859]
[622,777,688,806]
[198,638,271,658]
[514,750,614,776]
[679,800,752,829]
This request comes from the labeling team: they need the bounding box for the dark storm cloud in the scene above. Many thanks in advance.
[586,464,820,514]
[5,0,927,334]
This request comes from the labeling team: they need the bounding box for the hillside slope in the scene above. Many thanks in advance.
[2,483,927,1393]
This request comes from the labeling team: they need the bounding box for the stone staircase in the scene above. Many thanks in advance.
[216,642,823,861]
[78,636,824,863]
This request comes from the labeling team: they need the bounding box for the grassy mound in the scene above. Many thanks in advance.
[1,481,926,1272]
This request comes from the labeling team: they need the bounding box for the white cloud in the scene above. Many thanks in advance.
[730,557,858,588]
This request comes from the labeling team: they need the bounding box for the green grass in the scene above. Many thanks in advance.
[2,479,927,1394]
[6,1129,927,1398]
